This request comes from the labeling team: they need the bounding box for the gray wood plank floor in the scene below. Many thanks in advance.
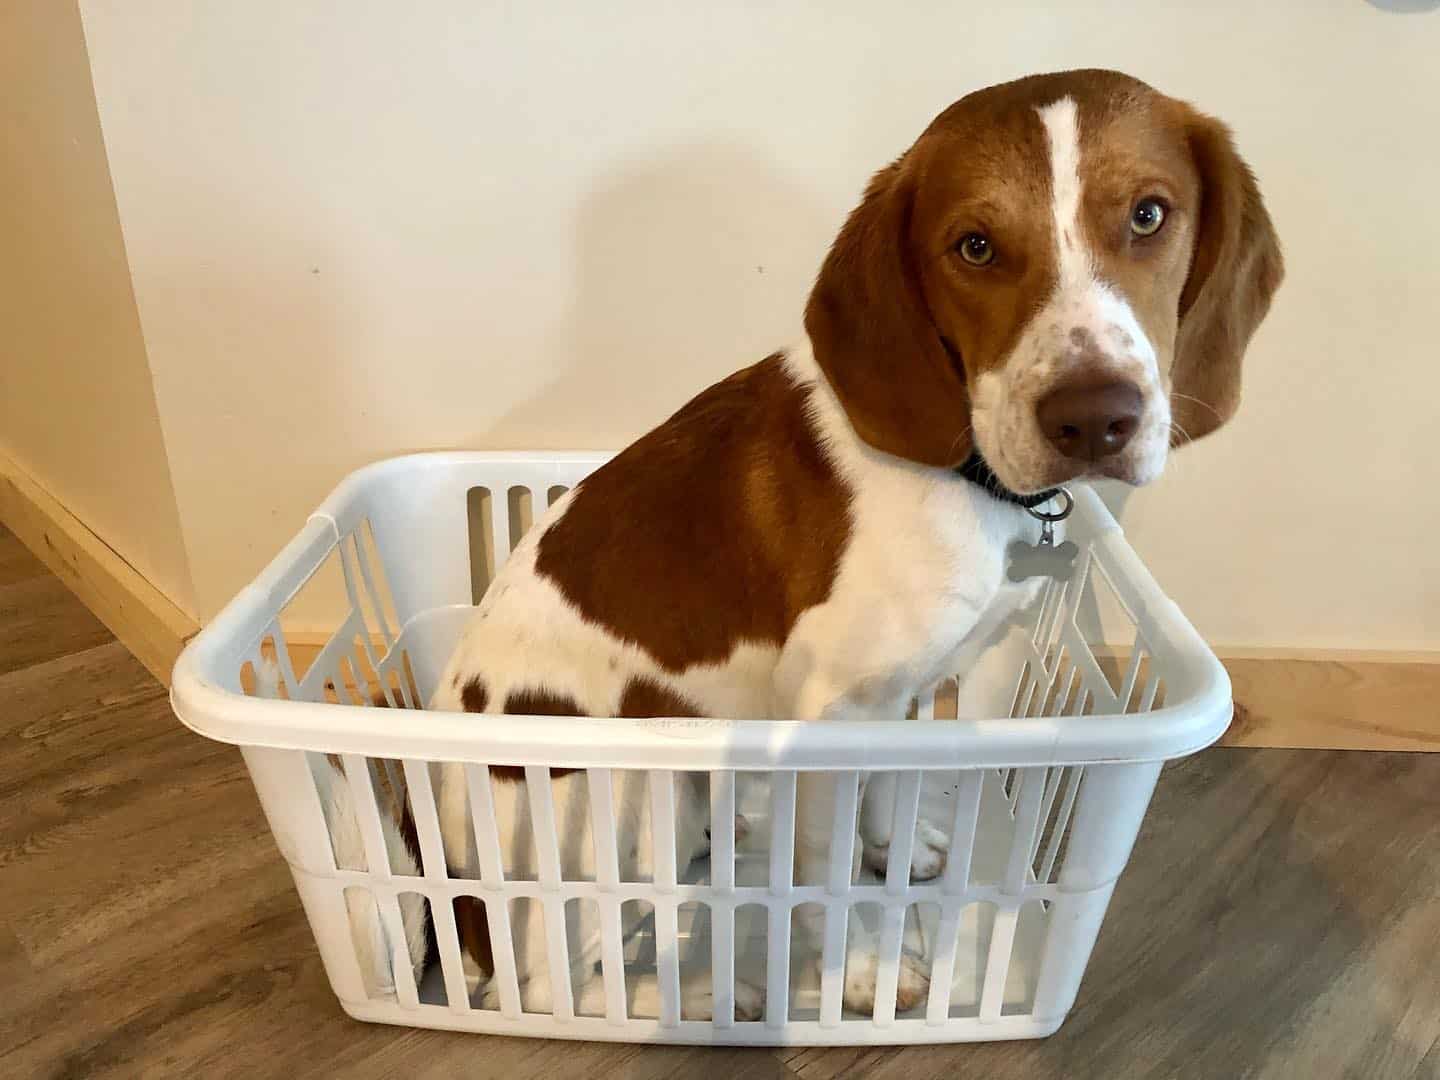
[1,524,1436,1079]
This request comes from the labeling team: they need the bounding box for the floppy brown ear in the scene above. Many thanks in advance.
[804,160,973,467]
[1171,112,1284,446]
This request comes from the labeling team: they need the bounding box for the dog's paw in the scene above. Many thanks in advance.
[479,976,558,1015]
[862,817,950,881]
[702,814,754,855]
[463,952,486,998]
[842,948,930,1015]
[893,952,930,1013]
[733,978,766,1021]
[734,812,752,845]
[678,972,766,1021]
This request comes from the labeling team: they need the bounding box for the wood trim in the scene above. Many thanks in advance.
[1220,654,1440,751]
[0,451,198,685]
[1081,646,1439,752]
[1215,646,1440,665]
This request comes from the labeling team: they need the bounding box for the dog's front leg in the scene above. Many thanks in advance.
[785,677,930,1017]
[859,767,950,883]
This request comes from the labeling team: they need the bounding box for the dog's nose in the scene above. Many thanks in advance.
[1036,377,1143,461]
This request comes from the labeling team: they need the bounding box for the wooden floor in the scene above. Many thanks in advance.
[2,522,1438,1080]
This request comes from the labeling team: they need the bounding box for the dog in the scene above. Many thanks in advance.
[428,68,1282,1018]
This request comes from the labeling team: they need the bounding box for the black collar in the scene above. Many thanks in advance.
[954,452,1062,510]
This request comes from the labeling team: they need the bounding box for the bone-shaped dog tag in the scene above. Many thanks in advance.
[1005,488,1079,582]
[1006,533,1079,582]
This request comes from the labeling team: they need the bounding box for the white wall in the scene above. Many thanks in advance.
[79,1,1440,648]
[0,0,194,613]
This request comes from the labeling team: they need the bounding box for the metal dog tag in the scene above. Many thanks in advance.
[1006,489,1078,583]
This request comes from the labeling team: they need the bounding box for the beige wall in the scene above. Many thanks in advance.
[77,2,1440,649]
[0,1,194,614]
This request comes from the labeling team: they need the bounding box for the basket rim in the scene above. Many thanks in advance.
[171,451,1233,768]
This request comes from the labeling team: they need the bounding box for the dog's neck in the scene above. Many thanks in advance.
[953,453,1062,510]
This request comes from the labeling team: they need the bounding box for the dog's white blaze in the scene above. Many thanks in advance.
[971,96,1171,491]
[1038,96,1089,287]
[1035,95,1159,376]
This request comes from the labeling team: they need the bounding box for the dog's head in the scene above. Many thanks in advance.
[805,69,1283,492]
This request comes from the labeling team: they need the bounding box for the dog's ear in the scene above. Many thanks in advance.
[1171,111,1284,446]
[804,159,973,467]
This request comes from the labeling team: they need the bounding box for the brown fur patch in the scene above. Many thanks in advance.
[535,353,851,672]
[617,676,703,718]
[454,896,493,983]
[1169,110,1284,442]
[396,794,423,873]
[460,677,489,714]
[1068,82,1205,377]
[808,75,1061,466]
[483,688,586,783]
[502,687,583,716]
[460,677,585,780]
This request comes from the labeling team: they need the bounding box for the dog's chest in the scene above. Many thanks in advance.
[801,458,1050,697]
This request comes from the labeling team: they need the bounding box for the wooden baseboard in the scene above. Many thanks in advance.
[1220,653,1440,751]
[0,451,199,684]
[2,470,1434,752]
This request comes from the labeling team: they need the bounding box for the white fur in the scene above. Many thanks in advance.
[971,96,1172,494]
[429,480,772,1017]
[430,491,780,723]
[310,755,430,999]
[255,660,429,1000]
[435,763,726,1015]
[430,340,1049,1015]
[779,344,1046,1004]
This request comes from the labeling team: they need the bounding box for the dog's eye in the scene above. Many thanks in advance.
[956,232,994,266]
[1130,198,1166,237]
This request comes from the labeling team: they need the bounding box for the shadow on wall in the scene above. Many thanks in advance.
[480,142,835,449]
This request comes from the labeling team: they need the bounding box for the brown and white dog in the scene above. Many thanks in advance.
[428,69,1282,1018]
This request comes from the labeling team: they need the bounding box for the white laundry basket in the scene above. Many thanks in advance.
[170,451,1231,1046]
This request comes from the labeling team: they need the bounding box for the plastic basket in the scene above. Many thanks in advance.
[170,451,1231,1045]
